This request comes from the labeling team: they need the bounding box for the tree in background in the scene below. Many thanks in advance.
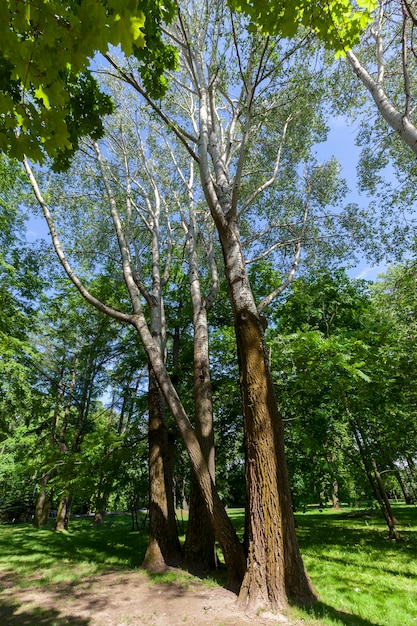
[270,268,417,537]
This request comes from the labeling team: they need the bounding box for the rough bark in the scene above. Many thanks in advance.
[142,367,181,570]
[33,473,50,528]
[233,307,315,609]
[331,478,341,510]
[183,299,217,574]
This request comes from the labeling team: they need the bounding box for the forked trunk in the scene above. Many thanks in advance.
[142,367,181,570]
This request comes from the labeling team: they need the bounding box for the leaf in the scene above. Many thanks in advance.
[34,86,51,109]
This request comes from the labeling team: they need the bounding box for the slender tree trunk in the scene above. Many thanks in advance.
[183,300,217,574]
[371,459,399,539]
[142,366,181,570]
[55,494,72,531]
[33,473,50,527]
[351,424,399,539]
[94,491,110,524]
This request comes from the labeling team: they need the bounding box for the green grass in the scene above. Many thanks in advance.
[292,504,417,626]
[0,505,416,625]
[0,513,147,587]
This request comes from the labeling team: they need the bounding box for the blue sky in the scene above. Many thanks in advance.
[314,114,387,282]
[25,114,387,283]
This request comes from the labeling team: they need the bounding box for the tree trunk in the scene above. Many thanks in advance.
[371,459,399,539]
[207,207,315,607]
[233,308,315,609]
[54,494,72,531]
[33,473,50,528]
[184,473,218,575]
[94,491,110,524]
[331,478,341,510]
[142,366,181,570]
[183,301,218,575]
[351,424,400,540]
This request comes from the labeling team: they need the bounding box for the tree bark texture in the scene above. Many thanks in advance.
[33,473,50,528]
[142,367,181,570]
[54,494,71,531]
[234,307,315,609]
[183,302,218,575]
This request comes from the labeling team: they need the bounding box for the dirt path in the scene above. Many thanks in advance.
[0,569,303,626]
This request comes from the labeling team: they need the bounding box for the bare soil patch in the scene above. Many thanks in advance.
[0,569,302,626]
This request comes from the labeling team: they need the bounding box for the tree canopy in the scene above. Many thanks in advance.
[0,0,177,168]
[231,0,377,53]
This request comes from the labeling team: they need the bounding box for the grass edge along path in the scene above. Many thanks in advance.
[0,505,416,626]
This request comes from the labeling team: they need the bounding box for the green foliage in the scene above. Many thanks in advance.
[269,269,410,508]
[0,0,177,167]
[231,0,377,54]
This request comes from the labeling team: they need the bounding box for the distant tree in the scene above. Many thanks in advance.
[271,268,416,537]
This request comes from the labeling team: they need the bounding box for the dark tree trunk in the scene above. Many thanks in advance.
[142,367,181,570]
[183,474,218,575]
[394,468,413,504]
[234,309,316,609]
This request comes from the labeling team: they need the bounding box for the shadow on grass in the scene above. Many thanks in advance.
[301,601,381,626]
[0,599,90,625]
[0,514,148,578]
[0,572,91,626]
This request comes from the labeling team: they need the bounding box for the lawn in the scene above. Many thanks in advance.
[293,504,417,626]
[0,505,416,625]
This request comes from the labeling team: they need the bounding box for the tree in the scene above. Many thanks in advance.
[0,0,177,166]
[24,103,247,589]
[342,1,417,156]
[0,154,44,440]
[271,268,417,537]
[231,0,377,52]
[23,0,376,608]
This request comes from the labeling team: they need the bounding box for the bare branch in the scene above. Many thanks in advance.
[23,157,133,324]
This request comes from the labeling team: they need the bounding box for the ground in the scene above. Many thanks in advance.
[0,568,301,626]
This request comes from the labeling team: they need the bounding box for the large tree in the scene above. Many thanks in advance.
[22,0,374,610]
[91,0,370,608]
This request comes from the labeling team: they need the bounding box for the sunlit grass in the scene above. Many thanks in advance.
[0,513,147,587]
[291,504,417,626]
[0,505,416,625]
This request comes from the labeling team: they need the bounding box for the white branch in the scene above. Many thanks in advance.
[23,157,133,324]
